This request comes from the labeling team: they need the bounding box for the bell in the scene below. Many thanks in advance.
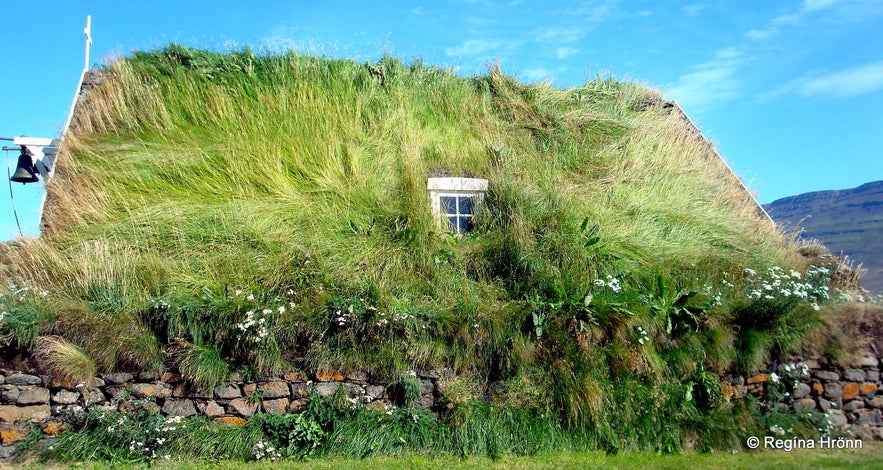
[10,148,39,184]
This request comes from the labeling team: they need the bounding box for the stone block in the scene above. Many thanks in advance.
[0,374,4,384]
[15,385,49,405]
[101,372,133,385]
[844,369,866,382]
[104,386,127,400]
[824,382,842,399]
[289,398,309,413]
[793,398,816,412]
[198,400,225,418]
[860,383,878,396]
[859,352,879,367]
[228,398,257,417]
[257,381,290,399]
[747,373,770,384]
[342,383,365,396]
[41,421,67,436]
[88,377,105,388]
[1,386,19,403]
[856,409,882,426]
[262,398,289,415]
[214,384,242,399]
[842,383,860,401]
[314,383,342,397]
[868,396,883,409]
[213,416,247,426]
[290,383,313,398]
[815,370,840,382]
[366,385,386,399]
[137,371,160,381]
[818,398,831,411]
[0,427,26,445]
[160,372,183,384]
[347,370,369,384]
[316,370,345,382]
[162,399,197,417]
[0,444,16,460]
[865,370,880,382]
[0,404,50,423]
[80,388,105,406]
[827,409,848,427]
[52,389,79,404]
[128,383,171,399]
[283,371,308,382]
[793,383,812,399]
[841,400,864,412]
[5,374,40,386]
[802,359,820,369]
[729,375,745,386]
[812,382,824,396]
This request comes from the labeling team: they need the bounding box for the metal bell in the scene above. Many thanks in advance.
[10,148,39,184]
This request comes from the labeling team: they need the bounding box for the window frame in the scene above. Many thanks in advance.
[427,177,488,234]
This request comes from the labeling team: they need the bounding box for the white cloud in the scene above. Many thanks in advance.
[534,26,587,43]
[802,0,840,12]
[745,29,776,41]
[556,46,581,59]
[665,47,747,112]
[800,62,883,97]
[682,4,703,16]
[523,67,553,82]
[445,39,510,57]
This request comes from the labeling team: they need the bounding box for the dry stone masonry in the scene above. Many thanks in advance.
[0,368,443,460]
[0,350,881,460]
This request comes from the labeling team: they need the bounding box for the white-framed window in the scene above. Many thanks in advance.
[428,177,488,234]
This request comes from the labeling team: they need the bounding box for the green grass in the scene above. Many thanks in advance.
[0,44,851,455]
[15,443,883,469]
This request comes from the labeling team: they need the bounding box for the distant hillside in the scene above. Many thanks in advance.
[764,181,883,293]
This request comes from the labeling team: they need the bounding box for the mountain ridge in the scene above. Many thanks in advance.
[764,180,883,293]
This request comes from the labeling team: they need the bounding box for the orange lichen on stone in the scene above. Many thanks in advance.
[213,416,248,426]
[316,370,345,382]
[842,383,860,401]
[41,421,68,436]
[747,373,770,384]
[0,428,26,444]
[861,383,878,396]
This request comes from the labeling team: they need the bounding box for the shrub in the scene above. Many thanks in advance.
[257,413,325,459]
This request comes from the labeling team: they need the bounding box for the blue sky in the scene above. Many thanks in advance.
[1,0,881,240]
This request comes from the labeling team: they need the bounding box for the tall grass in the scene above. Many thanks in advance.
[0,45,828,453]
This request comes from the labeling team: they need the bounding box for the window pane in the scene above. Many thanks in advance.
[458,216,473,233]
[447,216,459,232]
[440,196,457,214]
[458,196,474,215]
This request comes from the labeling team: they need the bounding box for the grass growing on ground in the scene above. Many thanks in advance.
[0,45,864,459]
[14,443,883,470]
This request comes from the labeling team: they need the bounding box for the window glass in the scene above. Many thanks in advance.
[458,196,473,214]
[458,216,473,233]
[441,196,457,214]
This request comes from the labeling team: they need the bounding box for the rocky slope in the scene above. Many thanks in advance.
[764,181,883,293]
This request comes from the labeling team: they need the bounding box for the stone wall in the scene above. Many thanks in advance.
[0,367,443,460]
[722,349,883,441]
[1,351,881,460]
